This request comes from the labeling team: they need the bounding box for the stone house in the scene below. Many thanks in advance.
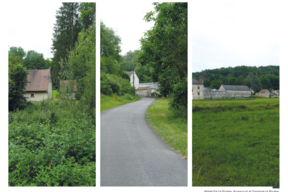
[139,82,160,97]
[24,69,52,101]
[219,85,251,97]
[125,71,139,89]
[256,89,270,98]
[136,86,151,97]
[60,80,77,99]
[192,79,204,100]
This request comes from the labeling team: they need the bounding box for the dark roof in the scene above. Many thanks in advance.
[204,87,211,92]
[221,85,250,91]
[25,69,50,92]
[137,86,149,90]
[192,79,202,85]
[60,80,77,92]
[139,82,159,89]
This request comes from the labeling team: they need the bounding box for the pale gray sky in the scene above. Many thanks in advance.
[100,1,155,55]
[192,0,280,72]
[8,1,63,59]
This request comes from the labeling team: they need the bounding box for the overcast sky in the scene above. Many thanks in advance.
[100,1,155,55]
[192,0,280,73]
[8,1,63,59]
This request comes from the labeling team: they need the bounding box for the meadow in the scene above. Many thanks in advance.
[9,100,95,186]
[146,98,187,158]
[192,98,279,186]
[100,94,141,112]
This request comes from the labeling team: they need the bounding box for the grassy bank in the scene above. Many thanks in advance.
[9,100,95,186]
[146,98,187,158]
[52,90,60,99]
[101,94,141,112]
[193,98,279,186]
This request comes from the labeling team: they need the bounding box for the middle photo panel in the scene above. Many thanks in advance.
[100,2,188,186]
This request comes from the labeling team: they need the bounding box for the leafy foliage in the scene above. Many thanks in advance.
[9,100,95,186]
[9,46,26,60]
[23,50,47,70]
[251,75,262,93]
[139,2,187,114]
[9,56,29,111]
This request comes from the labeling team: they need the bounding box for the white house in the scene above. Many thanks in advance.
[256,89,270,98]
[125,71,139,89]
[136,86,151,97]
[24,69,52,101]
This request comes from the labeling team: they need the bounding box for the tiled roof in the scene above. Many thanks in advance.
[60,80,77,92]
[259,89,268,93]
[192,79,202,85]
[221,85,250,91]
[204,87,211,92]
[25,69,50,92]
[137,86,149,90]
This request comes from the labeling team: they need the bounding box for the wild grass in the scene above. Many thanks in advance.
[192,98,279,186]
[100,93,141,112]
[9,100,95,186]
[146,98,187,158]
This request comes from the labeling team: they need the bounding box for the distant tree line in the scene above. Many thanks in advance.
[193,65,279,92]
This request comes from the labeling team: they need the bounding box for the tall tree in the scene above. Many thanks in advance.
[23,50,46,70]
[210,79,222,89]
[251,75,262,93]
[9,46,26,60]
[51,2,81,89]
[79,3,96,29]
[9,56,28,111]
[139,2,187,112]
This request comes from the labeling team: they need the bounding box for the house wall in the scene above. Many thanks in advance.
[48,74,52,99]
[192,84,204,100]
[136,88,151,97]
[129,72,139,89]
[256,91,270,98]
[204,91,251,98]
[25,92,48,101]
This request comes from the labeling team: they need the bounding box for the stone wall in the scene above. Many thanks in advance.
[204,91,251,99]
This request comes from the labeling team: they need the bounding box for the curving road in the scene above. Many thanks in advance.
[101,98,187,186]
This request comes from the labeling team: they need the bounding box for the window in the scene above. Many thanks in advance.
[197,86,200,90]
[197,92,200,96]
[31,94,34,98]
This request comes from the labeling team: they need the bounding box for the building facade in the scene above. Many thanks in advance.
[24,69,52,101]
[125,71,139,89]
[192,79,204,100]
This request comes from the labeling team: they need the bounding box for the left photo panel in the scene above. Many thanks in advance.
[8,2,96,186]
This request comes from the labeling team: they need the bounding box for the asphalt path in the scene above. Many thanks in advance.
[101,98,187,186]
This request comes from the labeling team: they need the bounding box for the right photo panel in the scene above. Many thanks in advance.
[192,0,279,187]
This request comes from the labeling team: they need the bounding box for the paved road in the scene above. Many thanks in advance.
[101,98,187,186]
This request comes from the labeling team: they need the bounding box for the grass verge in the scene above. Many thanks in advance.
[146,98,187,158]
[193,98,279,186]
[101,94,141,112]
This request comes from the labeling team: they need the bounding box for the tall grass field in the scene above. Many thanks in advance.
[146,98,187,158]
[192,98,279,186]
[9,100,95,186]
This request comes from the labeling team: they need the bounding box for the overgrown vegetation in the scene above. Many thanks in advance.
[192,98,279,186]
[9,100,95,186]
[146,98,187,158]
[101,94,141,112]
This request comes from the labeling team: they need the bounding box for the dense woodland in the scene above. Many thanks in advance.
[193,65,279,92]
[9,3,96,186]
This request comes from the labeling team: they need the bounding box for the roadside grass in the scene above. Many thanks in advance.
[146,98,187,158]
[193,98,279,186]
[52,90,60,99]
[101,94,141,112]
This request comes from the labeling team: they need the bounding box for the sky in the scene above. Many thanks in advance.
[192,0,280,73]
[99,1,155,55]
[8,1,63,59]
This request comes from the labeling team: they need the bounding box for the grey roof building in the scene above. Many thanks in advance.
[219,85,250,91]
[192,79,203,85]
[139,82,159,89]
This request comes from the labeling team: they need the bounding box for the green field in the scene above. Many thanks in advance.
[100,94,141,112]
[146,98,187,158]
[9,100,95,186]
[192,98,279,186]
